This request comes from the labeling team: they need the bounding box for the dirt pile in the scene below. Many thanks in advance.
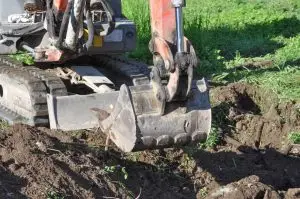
[0,125,197,199]
[0,125,122,199]
[207,175,300,199]
[211,83,300,150]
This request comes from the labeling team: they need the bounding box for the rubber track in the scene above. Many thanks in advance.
[0,55,67,126]
[95,55,150,84]
[0,56,67,96]
[0,65,49,125]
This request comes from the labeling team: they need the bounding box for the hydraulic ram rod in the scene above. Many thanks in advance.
[172,0,185,53]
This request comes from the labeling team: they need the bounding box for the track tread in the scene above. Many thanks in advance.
[0,55,67,126]
[0,66,48,118]
[96,55,150,83]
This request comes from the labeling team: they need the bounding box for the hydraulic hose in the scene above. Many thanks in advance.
[46,0,55,39]
[56,0,74,49]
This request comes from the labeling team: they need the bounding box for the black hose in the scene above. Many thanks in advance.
[56,0,74,49]
[46,0,55,39]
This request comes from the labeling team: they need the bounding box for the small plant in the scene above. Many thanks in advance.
[288,132,300,144]
[198,187,208,198]
[104,165,128,180]
[9,51,34,65]
[199,126,220,149]
[46,191,65,199]
[0,120,9,130]
[126,151,142,162]
[179,153,196,173]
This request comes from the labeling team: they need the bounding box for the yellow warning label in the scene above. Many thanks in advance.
[83,29,103,47]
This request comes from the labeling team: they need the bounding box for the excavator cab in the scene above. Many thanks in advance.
[0,0,211,152]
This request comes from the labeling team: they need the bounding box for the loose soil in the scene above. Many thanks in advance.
[0,82,299,199]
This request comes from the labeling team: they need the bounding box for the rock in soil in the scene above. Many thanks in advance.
[206,175,280,199]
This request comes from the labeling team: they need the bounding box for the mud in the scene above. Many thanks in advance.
[0,82,299,199]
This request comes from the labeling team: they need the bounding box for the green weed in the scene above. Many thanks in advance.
[288,132,300,144]
[0,120,9,130]
[199,126,220,149]
[46,191,65,199]
[9,51,34,65]
[198,187,208,198]
[104,165,129,180]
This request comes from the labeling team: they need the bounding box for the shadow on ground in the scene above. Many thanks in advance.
[191,147,300,190]
[0,166,27,198]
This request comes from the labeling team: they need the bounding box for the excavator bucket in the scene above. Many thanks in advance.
[95,79,210,152]
[47,78,211,152]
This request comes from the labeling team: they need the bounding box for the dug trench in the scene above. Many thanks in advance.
[0,82,299,199]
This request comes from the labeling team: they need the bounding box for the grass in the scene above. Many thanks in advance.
[288,132,300,144]
[9,51,34,65]
[104,165,129,180]
[0,120,9,130]
[46,191,65,199]
[199,125,221,149]
[122,0,300,102]
[198,187,209,198]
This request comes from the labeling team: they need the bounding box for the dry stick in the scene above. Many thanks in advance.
[135,188,142,199]
[65,142,114,149]
[232,158,237,168]
[105,133,111,152]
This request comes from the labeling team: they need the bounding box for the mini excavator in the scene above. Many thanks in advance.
[0,0,211,152]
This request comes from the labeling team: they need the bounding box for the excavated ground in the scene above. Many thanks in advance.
[0,82,299,199]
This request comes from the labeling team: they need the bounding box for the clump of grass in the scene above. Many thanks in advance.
[199,126,220,149]
[288,132,300,144]
[9,51,34,65]
[0,120,9,130]
[198,187,208,198]
[104,165,128,180]
[46,191,65,199]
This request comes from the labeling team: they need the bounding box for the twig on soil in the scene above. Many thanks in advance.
[232,158,237,168]
[135,188,142,199]
[105,133,111,152]
[36,141,63,154]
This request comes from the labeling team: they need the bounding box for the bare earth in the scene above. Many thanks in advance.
[0,83,299,199]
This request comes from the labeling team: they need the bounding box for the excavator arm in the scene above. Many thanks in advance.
[95,0,211,151]
[43,0,211,152]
